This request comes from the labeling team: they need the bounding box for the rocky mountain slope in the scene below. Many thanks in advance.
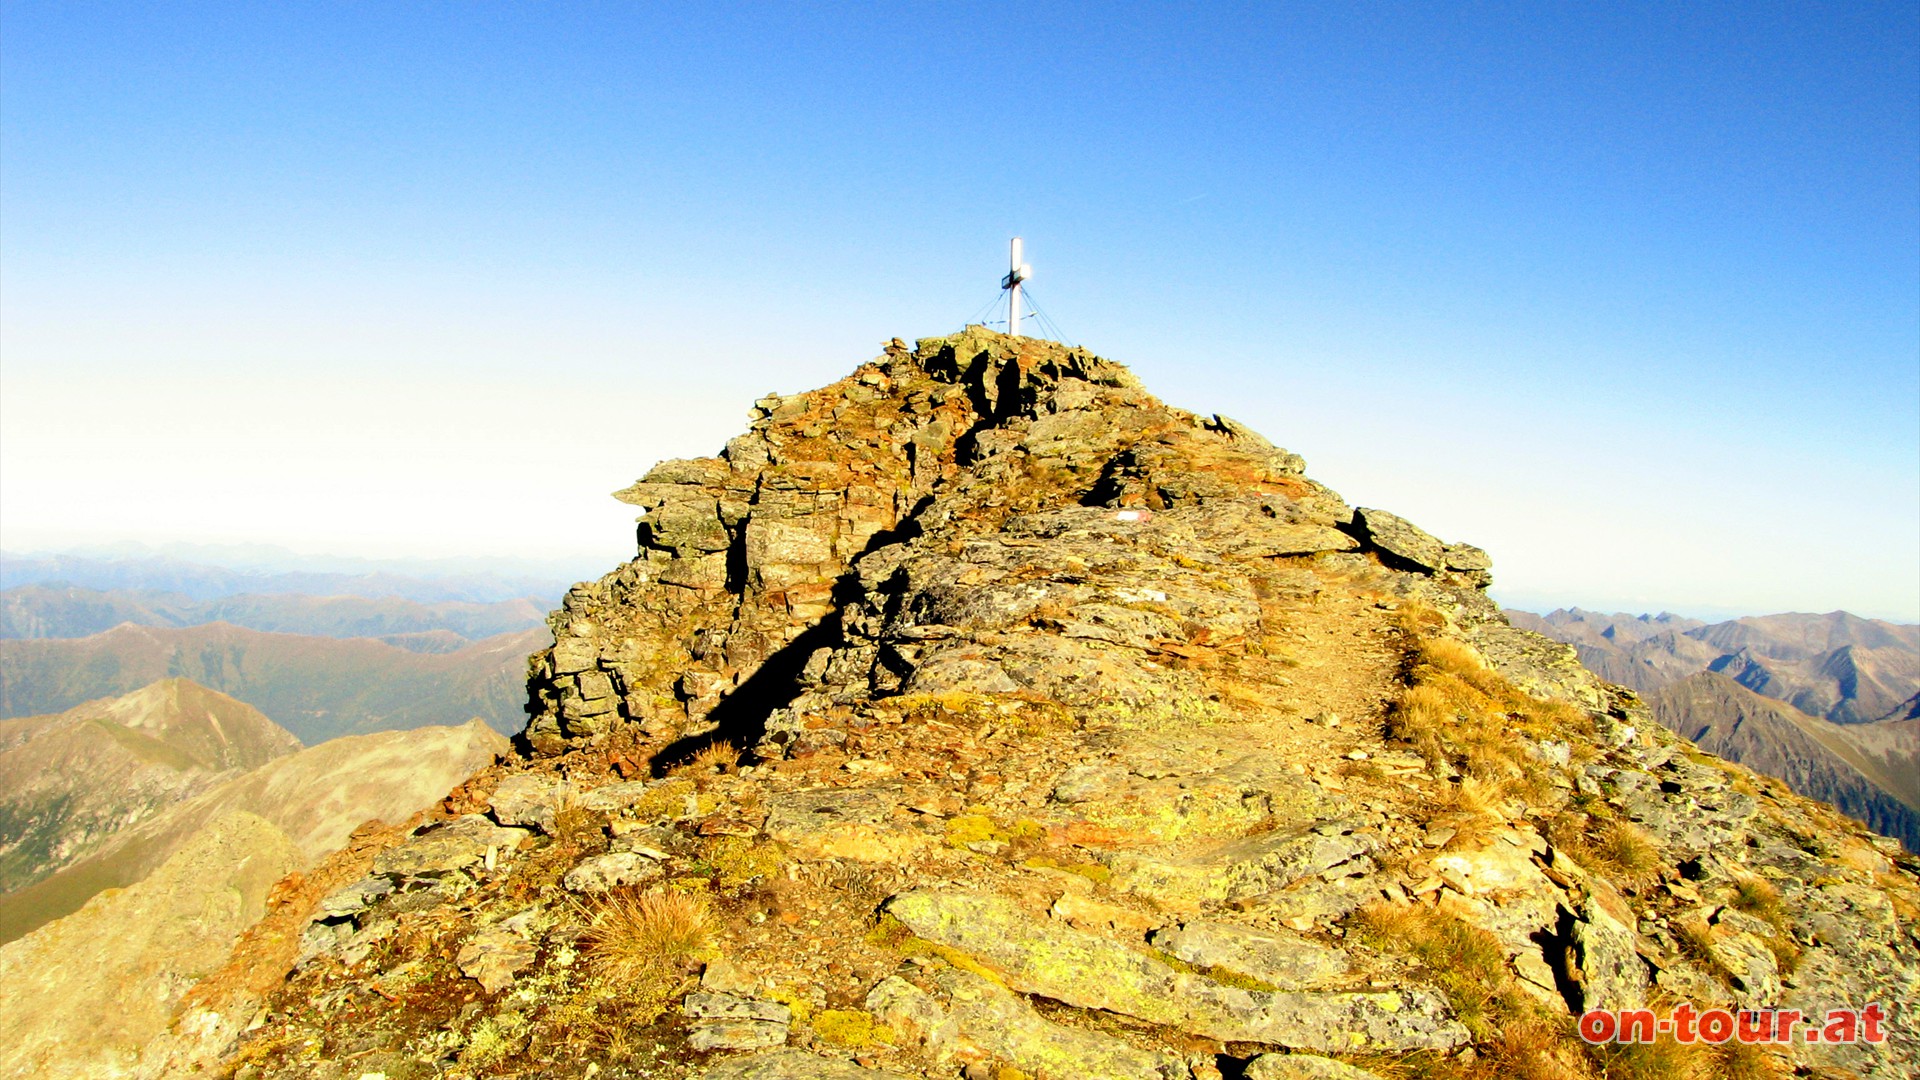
[0,719,510,1079]
[1512,610,1920,849]
[1649,671,1920,850]
[1510,608,1920,724]
[0,715,510,945]
[1,584,547,647]
[0,678,301,894]
[121,331,1919,1080]
[0,621,546,741]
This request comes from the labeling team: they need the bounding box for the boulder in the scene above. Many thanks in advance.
[1105,821,1374,909]
[864,976,949,1045]
[885,890,1466,1051]
[551,639,601,675]
[488,773,564,833]
[372,815,529,879]
[1353,508,1444,573]
[1571,890,1648,1014]
[1149,920,1348,989]
[1442,543,1492,572]
[763,787,919,861]
[562,852,665,893]
[316,875,394,919]
[456,926,537,994]
[685,991,794,1052]
[931,968,1187,1078]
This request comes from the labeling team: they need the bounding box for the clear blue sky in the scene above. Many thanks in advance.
[3,3,1916,620]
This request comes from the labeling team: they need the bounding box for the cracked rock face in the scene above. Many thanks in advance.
[521,329,1466,760]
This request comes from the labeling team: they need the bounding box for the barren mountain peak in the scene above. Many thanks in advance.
[117,334,1920,1080]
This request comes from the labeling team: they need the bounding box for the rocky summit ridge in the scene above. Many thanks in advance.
[170,331,1916,1080]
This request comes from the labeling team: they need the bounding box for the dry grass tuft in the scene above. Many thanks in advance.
[1589,1038,1711,1080]
[1729,873,1782,920]
[1548,813,1664,891]
[669,740,739,782]
[1417,636,1489,681]
[1392,684,1455,734]
[1394,600,1448,637]
[1385,613,1595,808]
[1672,916,1733,987]
[1440,776,1506,820]
[544,886,719,1052]
[1591,820,1662,886]
[1726,872,1802,974]
[1352,901,1524,1042]
[1708,1042,1790,1080]
[1480,1017,1591,1080]
[1388,684,1454,769]
[580,887,714,988]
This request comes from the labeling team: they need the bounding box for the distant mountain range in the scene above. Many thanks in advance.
[0,549,564,743]
[0,547,588,604]
[0,622,546,743]
[1507,608,1920,724]
[1512,607,1920,850]
[1,583,547,650]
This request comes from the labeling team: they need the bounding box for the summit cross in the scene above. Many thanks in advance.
[1002,237,1032,337]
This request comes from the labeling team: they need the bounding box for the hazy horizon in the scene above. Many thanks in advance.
[4,7,1915,622]
[1,539,1912,628]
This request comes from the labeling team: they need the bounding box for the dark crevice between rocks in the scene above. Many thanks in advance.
[1213,1052,1255,1079]
[950,359,1027,465]
[645,497,937,776]
[1539,905,1585,1015]
[724,522,752,594]
[1079,449,1161,510]
[650,617,840,776]
[1336,516,1430,578]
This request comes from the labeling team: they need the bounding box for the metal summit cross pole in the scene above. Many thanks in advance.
[1002,237,1032,337]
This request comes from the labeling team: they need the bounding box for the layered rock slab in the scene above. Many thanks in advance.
[885,890,1467,1052]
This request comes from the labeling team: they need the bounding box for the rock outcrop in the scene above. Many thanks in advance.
[165,331,1920,1080]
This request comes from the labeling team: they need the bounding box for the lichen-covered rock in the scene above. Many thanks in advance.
[928,968,1187,1078]
[315,875,393,918]
[696,1048,909,1078]
[1570,888,1648,1014]
[1149,920,1347,989]
[1105,819,1375,909]
[1352,508,1444,572]
[864,976,948,1045]
[561,851,665,892]
[885,889,1467,1051]
[685,991,793,1051]
[456,926,537,993]
[486,773,565,833]
[371,814,528,879]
